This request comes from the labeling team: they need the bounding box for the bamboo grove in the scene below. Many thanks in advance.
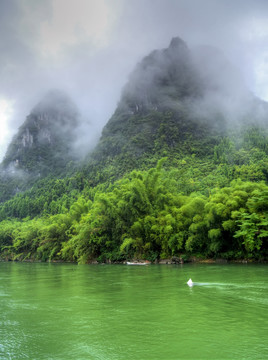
[0,158,267,263]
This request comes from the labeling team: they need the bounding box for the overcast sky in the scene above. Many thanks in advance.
[1,0,268,160]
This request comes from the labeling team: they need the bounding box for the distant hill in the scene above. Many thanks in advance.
[0,90,82,201]
[2,89,80,175]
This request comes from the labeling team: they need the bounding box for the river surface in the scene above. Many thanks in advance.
[0,262,267,359]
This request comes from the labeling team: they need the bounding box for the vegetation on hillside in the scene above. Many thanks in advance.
[0,131,267,263]
[0,38,267,262]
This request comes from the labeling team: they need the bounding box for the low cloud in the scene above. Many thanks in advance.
[1,0,268,160]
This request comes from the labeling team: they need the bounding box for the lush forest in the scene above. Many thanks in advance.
[0,38,267,263]
[0,126,267,263]
[0,165,267,263]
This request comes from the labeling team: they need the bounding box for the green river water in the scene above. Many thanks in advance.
[0,262,267,359]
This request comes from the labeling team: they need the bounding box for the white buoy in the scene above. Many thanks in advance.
[187,278,193,287]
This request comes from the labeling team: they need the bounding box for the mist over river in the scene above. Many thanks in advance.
[0,262,267,359]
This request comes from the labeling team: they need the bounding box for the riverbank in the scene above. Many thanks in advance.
[1,255,266,264]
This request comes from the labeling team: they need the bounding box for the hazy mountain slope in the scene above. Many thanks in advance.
[0,37,267,209]
[0,90,83,201]
[2,90,79,174]
[86,37,268,179]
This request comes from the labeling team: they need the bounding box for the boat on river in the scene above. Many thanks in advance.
[126,262,148,265]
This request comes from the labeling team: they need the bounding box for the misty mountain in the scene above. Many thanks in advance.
[118,37,201,113]
[90,37,267,175]
[115,37,254,117]
[2,90,80,176]
[0,90,84,201]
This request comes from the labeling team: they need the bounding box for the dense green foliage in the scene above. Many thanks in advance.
[0,107,267,263]
[0,156,267,263]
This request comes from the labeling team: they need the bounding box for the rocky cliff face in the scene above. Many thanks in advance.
[1,90,80,176]
[117,37,201,115]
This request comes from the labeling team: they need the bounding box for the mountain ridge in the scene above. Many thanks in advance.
[1,37,268,202]
[84,37,267,181]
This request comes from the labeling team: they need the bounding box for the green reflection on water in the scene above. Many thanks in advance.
[0,262,267,359]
